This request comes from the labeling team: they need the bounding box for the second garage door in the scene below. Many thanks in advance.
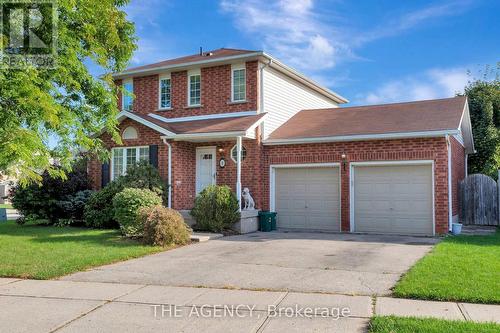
[352,164,433,236]
[274,167,340,231]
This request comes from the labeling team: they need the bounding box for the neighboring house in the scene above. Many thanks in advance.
[88,48,474,236]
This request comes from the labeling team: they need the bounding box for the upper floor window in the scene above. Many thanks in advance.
[188,70,201,106]
[122,79,134,111]
[159,74,171,109]
[232,65,246,102]
[111,146,149,180]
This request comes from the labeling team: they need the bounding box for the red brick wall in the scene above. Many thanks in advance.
[89,117,454,234]
[118,61,259,117]
[88,119,168,189]
[261,138,450,234]
[169,129,263,210]
[450,136,466,217]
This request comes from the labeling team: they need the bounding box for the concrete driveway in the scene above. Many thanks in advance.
[63,232,438,296]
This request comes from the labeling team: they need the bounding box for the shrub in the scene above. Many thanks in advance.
[83,161,167,229]
[84,180,123,229]
[10,165,90,223]
[58,190,94,223]
[190,185,240,232]
[113,188,162,237]
[120,161,166,199]
[140,206,191,246]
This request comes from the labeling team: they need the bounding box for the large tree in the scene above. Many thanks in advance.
[465,65,500,178]
[0,0,136,185]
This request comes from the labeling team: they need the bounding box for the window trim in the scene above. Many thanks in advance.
[110,146,149,180]
[158,73,172,110]
[230,144,247,163]
[187,69,201,107]
[122,78,134,112]
[231,64,246,102]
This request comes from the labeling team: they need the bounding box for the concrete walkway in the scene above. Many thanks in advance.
[0,278,498,333]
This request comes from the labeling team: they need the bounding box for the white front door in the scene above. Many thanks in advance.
[196,147,216,194]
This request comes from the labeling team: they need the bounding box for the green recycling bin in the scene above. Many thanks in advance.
[258,211,277,232]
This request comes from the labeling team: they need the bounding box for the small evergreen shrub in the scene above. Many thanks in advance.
[140,205,191,246]
[58,190,94,223]
[113,188,162,237]
[190,185,240,232]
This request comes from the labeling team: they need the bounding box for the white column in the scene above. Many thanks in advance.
[236,136,242,211]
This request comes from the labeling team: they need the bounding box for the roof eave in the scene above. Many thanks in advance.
[263,129,459,145]
[113,52,265,79]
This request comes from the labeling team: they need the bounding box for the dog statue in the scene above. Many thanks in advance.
[242,187,255,210]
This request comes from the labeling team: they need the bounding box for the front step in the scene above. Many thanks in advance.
[179,210,196,227]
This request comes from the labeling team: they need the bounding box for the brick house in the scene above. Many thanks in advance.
[89,48,474,236]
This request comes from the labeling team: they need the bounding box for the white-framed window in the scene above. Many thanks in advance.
[231,64,246,102]
[230,144,247,163]
[188,69,201,106]
[122,79,134,111]
[159,74,171,109]
[111,146,149,180]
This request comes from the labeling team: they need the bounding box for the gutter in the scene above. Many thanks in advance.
[263,130,460,145]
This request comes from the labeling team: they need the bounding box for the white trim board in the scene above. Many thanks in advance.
[148,111,258,123]
[349,160,435,236]
[263,130,459,145]
[269,163,342,232]
[117,111,175,136]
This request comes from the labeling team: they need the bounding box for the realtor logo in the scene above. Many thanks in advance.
[0,0,57,68]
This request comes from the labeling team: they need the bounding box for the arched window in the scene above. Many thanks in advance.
[122,126,138,140]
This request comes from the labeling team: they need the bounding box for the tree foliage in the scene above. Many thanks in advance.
[465,66,500,178]
[0,0,136,185]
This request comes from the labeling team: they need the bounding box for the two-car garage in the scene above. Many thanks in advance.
[271,162,434,236]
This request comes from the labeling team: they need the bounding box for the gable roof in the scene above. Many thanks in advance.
[112,48,348,104]
[266,96,474,152]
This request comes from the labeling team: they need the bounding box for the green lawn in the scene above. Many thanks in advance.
[369,316,500,333]
[0,221,163,279]
[393,229,500,304]
[0,204,12,209]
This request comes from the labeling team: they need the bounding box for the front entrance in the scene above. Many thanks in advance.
[195,147,216,194]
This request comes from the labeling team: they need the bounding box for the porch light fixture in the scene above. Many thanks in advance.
[218,148,225,153]
[341,153,347,171]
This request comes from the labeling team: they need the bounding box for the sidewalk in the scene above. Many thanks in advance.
[0,278,498,332]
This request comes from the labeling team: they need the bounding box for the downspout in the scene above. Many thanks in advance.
[446,135,453,232]
[161,137,172,208]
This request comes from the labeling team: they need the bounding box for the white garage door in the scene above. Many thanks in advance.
[274,167,340,231]
[353,164,433,236]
